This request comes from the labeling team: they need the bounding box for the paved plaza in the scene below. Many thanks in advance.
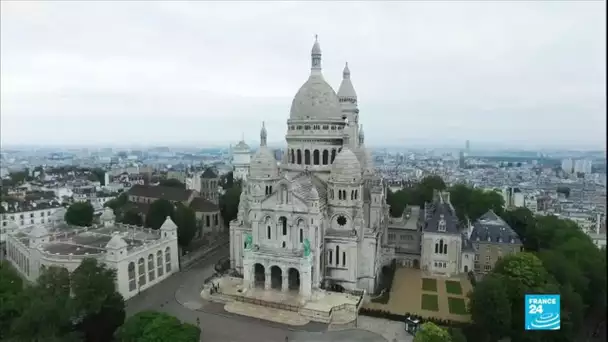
[125,245,410,342]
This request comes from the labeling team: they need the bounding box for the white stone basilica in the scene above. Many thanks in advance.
[229,37,388,298]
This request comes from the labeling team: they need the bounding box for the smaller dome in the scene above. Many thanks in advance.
[337,62,357,100]
[29,225,49,238]
[100,207,115,222]
[106,233,128,249]
[249,147,279,179]
[290,75,342,119]
[160,216,178,231]
[234,140,250,151]
[330,148,362,183]
[309,186,320,201]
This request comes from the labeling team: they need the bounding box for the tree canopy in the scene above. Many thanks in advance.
[174,202,197,247]
[1,259,125,342]
[414,322,452,342]
[467,206,607,342]
[145,199,175,230]
[449,184,504,222]
[65,201,95,226]
[386,175,446,217]
[219,182,241,227]
[117,310,200,342]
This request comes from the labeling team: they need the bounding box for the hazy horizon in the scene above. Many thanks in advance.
[1,2,606,149]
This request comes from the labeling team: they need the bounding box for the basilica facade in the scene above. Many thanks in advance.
[229,37,389,297]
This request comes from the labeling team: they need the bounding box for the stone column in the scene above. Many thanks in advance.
[264,270,271,290]
[242,254,252,289]
[282,273,289,292]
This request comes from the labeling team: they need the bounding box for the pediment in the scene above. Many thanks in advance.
[260,188,309,212]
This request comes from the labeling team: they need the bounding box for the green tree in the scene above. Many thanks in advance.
[104,193,128,213]
[9,266,79,342]
[500,207,535,245]
[414,322,452,342]
[65,202,95,226]
[386,188,411,217]
[174,203,197,247]
[219,183,241,227]
[448,328,467,342]
[120,208,143,226]
[71,258,125,342]
[468,274,511,341]
[159,178,186,189]
[145,199,175,230]
[117,311,200,342]
[221,171,234,190]
[449,185,504,222]
[0,261,24,340]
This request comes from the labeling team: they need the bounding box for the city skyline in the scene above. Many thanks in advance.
[1,1,606,149]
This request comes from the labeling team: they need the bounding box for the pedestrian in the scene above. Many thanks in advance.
[196,317,200,326]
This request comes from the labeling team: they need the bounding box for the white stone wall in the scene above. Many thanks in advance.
[4,226,178,301]
[421,232,462,276]
[1,207,61,232]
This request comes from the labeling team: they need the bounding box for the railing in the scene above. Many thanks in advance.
[228,293,301,312]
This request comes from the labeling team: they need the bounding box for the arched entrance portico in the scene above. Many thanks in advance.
[270,266,282,290]
[254,263,265,288]
[288,268,300,291]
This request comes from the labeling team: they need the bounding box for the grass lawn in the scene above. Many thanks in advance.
[447,297,468,315]
[445,280,463,295]
[421,278,437,292]
[421,294,439,311]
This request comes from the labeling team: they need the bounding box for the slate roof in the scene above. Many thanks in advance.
[201,168,218,179]
[127,185,193,202]
[189,197,219,212]
[423,203,460,234]
[470,210,521,244]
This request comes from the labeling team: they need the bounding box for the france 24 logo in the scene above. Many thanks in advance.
[525,294,561,330]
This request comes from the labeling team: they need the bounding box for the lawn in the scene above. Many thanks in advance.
[447,297,468,315]
[421,294,439,311]
[445,280,463,295]
[421,278,437,292]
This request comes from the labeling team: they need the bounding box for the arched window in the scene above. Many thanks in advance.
[282,241,286,248]
[280,217,287,235]
[434,242,439,254]
[267,226,271,239]
[336,246,340,265]
[328,250,333,264]
[351,190,354,200]
[297,149,302,164]
[290,149,295,163]
[148,254,155,282]
[157,250,164,277]
[138,258,146,287]
[128,262,136,291]
[165,247,172,273]
[331,149,337,163]
[355,189,358,199]
[342,252,346,267]
[206,215,210,227]
[299,228,303,243]
[313,150,320,165]
[322,150,329,165]
[305,150,311,165]
[443,244,448,254]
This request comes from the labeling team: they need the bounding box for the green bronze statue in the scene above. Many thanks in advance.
[302,238,311,256]
[244,233,253,250]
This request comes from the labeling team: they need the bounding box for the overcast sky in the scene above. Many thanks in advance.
[1,1,605,149]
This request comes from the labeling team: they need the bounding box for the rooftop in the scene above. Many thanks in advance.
[470,210,521,244]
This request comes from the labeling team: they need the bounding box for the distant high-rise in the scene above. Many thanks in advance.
[465,140,470,153]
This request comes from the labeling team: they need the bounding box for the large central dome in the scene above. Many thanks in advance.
[289,36,342,120]
[290,75,341,119]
